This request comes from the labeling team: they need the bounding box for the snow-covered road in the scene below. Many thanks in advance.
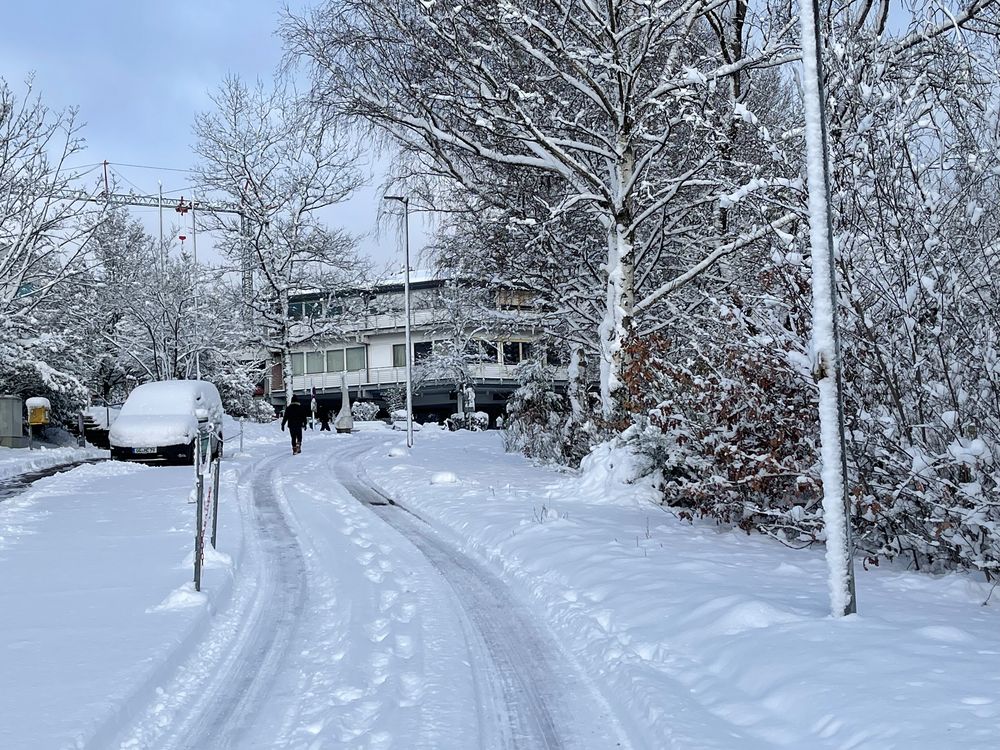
[4,423,998,749]
[117,432,629,749]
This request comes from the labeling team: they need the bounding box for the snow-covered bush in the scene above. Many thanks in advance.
[383,385,407,414]
[246,399,276,423]
[621,331,824,538]
[351,400,381,421]
[211,361,264,419]
[446,411,491,431]
[503,359,568,463]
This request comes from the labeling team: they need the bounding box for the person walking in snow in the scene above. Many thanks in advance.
[318,403,332,431]
[281,398,308,455]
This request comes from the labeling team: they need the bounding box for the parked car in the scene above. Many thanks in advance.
[110,380,224,465]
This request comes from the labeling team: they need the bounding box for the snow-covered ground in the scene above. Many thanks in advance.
[1,421,997,749]
[364,430,1000,749]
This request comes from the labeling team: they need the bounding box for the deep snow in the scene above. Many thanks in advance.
[1,423,997,749]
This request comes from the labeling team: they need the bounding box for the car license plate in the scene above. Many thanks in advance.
[134,446,157,454]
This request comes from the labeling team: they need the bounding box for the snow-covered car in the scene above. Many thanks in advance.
[110,380,224,465]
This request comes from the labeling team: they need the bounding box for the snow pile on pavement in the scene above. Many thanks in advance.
[577,439,661,506]
[430,470,458,485]
[362,430,1000,749]
[0,444,107,481]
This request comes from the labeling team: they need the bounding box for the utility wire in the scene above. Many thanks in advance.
[108,161,192,174]
[107,165,147,195]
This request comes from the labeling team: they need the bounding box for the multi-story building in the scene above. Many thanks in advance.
[266,274,563,423]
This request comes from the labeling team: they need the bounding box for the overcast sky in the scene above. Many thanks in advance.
[0,1,425,269]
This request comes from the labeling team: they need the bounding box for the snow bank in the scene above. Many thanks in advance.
[0,443,246,749]
[392,420,421,432]
[362,430,1000,750]
[577,440,660,505]
[0,444,107,481]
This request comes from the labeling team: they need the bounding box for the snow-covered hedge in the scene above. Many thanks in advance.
[351,400,381,421]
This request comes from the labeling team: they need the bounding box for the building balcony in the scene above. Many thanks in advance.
[289,362,567,395]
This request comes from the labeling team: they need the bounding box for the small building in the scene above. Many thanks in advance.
[266,275,564,423]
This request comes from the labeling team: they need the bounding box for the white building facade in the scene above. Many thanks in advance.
[268,277,563,422]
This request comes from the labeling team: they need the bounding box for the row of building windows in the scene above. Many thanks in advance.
[291,340,534,376]
[391,340,532,367]
[290,346,367,376]
[288,287,539,322]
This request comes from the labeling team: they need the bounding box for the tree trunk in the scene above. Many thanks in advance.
[599,144,636,419]
[281,290,295,406]
[567,344,587,423]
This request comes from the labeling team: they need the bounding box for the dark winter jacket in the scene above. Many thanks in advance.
[281,401,308,430]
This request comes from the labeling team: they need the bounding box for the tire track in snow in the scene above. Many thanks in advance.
[334,440,632,750]
[115,448,308,750]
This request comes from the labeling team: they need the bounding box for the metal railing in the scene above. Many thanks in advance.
[290,363,567,393]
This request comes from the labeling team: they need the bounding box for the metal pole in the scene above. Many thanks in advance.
[402,199,414,448]
[158,181,164,273]
[192,195,201,380]
[385,195,415,448]
[802,0,857,616]
[194,455,204,592]
[210,435,221,549]
[239,417,245,454]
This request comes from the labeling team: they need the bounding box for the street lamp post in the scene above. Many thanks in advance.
[384,195,414,448]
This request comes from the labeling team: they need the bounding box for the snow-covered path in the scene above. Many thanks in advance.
[118,431,627,749]
[5,424,998,749]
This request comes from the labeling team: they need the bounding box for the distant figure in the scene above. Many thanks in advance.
[310,395,318,430]
[318,404,331,431]
[281,399,308,455]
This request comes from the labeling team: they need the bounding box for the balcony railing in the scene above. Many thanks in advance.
[290,363,567,393]
[289,308,461,340]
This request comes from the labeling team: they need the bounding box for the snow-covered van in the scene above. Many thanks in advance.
[110,380,224,465]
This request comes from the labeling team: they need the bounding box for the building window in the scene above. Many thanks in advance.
[345,346,366,371]
[290,300,322,320]
[502,341,531,365]
[327,349,345,372]
[392,343,407,368]
[305,351,324,374]
[496,289,535,309]
[413,341,433,363]
[291,352,304,376]
[480,341,499,364]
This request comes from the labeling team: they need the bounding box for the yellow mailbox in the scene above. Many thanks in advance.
[26,397,51,426]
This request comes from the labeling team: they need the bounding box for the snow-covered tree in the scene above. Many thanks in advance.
[193,74,367,405]
[285,0,800,417]
[0,76,105,414]
[411,280,518,412]
[503,356,567,464]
